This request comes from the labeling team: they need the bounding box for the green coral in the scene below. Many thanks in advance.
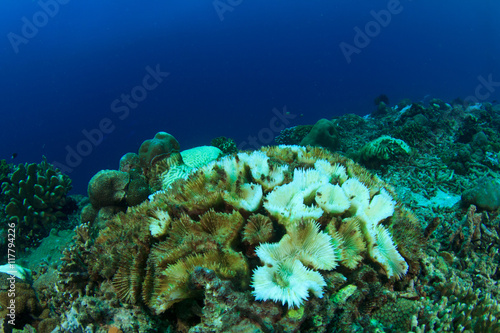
[275,125,313,145]
[415,276,500,332]
[360,135,411,165]
[211,136,238,155]
[1,157,72,247]
[0,159,12,202]
[0,159,11,182]
[181,146,222,168]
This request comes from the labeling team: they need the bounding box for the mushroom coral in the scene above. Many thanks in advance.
[88,145,422,313]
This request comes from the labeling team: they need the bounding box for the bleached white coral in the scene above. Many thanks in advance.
[278,144,306,153]
[315,183,350,214]
[161,165,193,189]
[252,220,336,307]
[255,220,337,270]
[264,168,328,224]
[213,154,246,184]
[357,188,395,233]
[238,151,269,180]
[368,225,408,279]
[264,184,323,224]
[251,260,326,308]
[348,188,407,279]
[313,160,347,184]
[224,183,263,212]
[149,209,171,237]
[341,178,370,214]
[239,151,288,190]
[314,159,335,179]
[284,220,338,270]
[255,242,287,267]
[292,168,329,195]
[288,221,339,270]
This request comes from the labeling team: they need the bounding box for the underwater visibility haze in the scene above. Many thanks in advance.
[0,1,499,193]
[0,1,500,332]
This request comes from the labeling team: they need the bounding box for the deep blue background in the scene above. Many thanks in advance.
[1,0,499,194]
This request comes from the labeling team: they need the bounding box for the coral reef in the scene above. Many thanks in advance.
[138,131,181,174]
[1,157,73,248]
[275,125,313,145]
[82,132,221,231]
[68,144,423,332]
[359,135,411,166]
[0,159,12,187]
[210,136,238,155]
[53,296,163,333]
[461,177,500,211]
[300,118,339,151]
[0,273,44,331]
[23,99,500,332]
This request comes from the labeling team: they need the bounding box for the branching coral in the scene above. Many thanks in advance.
[1,157,72,248]
[413,276,500,332]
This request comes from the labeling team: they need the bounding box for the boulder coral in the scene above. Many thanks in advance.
[461,177,500,211]
[138,131,180,173]
[88,145,422,314]
[87,170,129,208]
[300,118,339,151]
[82,133,222,227]
[118,152,141,173]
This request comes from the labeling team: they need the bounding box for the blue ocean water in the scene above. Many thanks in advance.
[1,0,499,194]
